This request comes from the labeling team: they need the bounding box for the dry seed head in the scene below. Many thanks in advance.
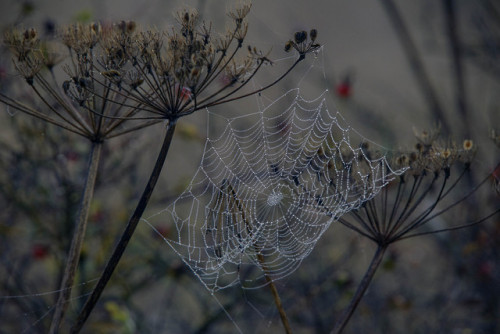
[24,28,37,41]
[117,20,136,34]
[395,154,410,167]
[234,21,248,46]
[13,58,43,85]
[126,21,136,33]
[228,2,252,26]
[176,9,199,33]
[102,69,121,78]
[123,69,144,89]
[413,125,440,147]
[458,139,475,165]
[463,139,473,151]
[285,29,321,57]
[294,31,307,44]
[91,22,102,35]
[409,151,418,163]
[441,148,451,160]
[23,29,30,40]
[190,67,200,77]
[224,59,248,84]
[310,29,317,42]
[199,21,212,45]
[427,142,460,172]
[4,28,40,61]
[0,5,285,139]
[61,23,101,52]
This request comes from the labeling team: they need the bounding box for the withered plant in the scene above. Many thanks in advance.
[2,23,159,333]
[1,3,319,333]
[331,131,500,333]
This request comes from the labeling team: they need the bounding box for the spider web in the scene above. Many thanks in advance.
[145,82,404,293]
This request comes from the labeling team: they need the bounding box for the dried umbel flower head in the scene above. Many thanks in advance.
[3,28,46,85]
[4,28,40,61]
[116,20,136,34]
[458,139,476,165]
[333,132,499,334]
[427,142,459,173]
[2,4,320,136]
[88,6,252,121]
[61,22,102,53]
[227,1,252,27]
[284,28,321,59]
[75,4,319,122]
[338,130,498,249]
[1,21,161,142]
[412,125,441,153]
[394,154,410,168]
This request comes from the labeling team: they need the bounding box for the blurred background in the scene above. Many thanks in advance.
[0,0,499,333]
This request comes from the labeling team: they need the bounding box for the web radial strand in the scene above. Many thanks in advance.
[148,88,403,292]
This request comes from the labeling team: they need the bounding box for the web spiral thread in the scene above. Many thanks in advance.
[146,89,403,292]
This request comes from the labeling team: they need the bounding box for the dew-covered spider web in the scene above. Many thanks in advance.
[145,82,404,293]
[0,44,406,333]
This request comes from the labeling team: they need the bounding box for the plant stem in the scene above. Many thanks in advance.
[257,253,293,334]
[70,120,177,333]
[49,141,103,334]
[331,245,387,334]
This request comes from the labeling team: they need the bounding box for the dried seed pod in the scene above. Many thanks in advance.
[310,29,317,42]
[294,30,307,44]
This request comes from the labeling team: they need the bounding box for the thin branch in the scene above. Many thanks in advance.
[184,56,303,117]
[391,172,449,241]
[331,245,387,334]
[337,217,378,242]
[401,168,497,231]
[0,94,87,137]
[259,253,293,334]
[49,141,103,333]
[70,120,177,333]
[228,182,293,334]
[396,206,500,240]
